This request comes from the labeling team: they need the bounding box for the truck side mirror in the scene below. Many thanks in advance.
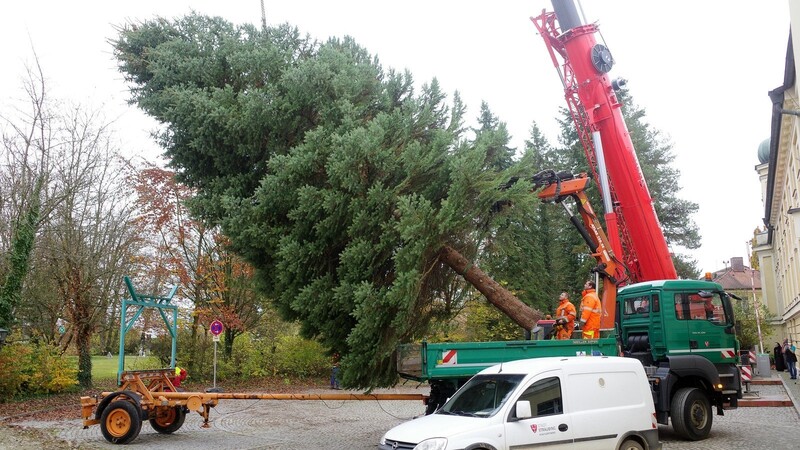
[515,400,532,420]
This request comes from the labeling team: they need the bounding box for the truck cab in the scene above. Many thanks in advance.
[617,280,742,437]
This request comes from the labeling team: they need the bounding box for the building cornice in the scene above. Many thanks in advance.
[765,31,796,244]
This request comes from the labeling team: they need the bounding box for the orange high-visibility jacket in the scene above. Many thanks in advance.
[555,300,577,340]
[580,289,602,339]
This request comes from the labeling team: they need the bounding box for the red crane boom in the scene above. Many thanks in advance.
[531,1,677,286]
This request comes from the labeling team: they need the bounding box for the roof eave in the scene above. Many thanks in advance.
[765,30,796,245]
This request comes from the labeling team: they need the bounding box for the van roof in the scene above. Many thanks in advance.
[476,356,641,376]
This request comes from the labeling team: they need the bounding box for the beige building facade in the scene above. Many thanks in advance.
[754,4,800,344]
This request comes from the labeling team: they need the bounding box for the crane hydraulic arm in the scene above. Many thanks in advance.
[532,170,627,330]
[531,0,677,282]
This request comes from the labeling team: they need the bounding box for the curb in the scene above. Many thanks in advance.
[739,397,794,407]
[778,374,800,419]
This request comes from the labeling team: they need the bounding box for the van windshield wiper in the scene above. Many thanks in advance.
[449,410,479,417]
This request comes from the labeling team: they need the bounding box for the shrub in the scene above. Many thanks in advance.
[0,340,78,401]
[147,327,330,382]
[0,344,33,400]
[150,333,174,366]
[273,335,329,378]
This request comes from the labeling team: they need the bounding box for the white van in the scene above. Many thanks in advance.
[379,356,660,450]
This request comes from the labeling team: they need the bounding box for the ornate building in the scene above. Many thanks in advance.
[754,7,800,343]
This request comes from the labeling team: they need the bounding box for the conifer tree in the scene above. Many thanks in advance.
[113,15,543,387]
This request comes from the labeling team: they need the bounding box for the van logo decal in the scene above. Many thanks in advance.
[705,341,710,347]
[530,424,537,433]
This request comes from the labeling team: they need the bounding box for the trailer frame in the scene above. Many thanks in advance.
[81,369,427,444]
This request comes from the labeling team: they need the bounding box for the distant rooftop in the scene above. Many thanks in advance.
[707,256,761,290]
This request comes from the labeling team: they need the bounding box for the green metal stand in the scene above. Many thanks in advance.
[118,276,179,385]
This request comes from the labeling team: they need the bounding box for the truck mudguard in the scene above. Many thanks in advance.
[666,355,721,384]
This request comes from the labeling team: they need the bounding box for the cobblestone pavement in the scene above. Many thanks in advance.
[9,377,800,449]
[32,385,432,449]
[776,368,800,415]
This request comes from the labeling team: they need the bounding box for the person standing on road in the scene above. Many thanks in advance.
[784,340,797,380]
[330,353,341,389]
[578,280,602,339]
[774,342,786,371]
[554,292,577,340]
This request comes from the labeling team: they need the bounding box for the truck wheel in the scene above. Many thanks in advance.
[670,387,712,440]
[426,381,456,415]
[100,400,143,444]
[618,438,644,450]
[149,405,187,434]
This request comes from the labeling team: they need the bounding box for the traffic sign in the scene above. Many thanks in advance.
[210,320,224,336]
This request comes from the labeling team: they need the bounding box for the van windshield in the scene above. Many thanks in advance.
[438,374,524,418]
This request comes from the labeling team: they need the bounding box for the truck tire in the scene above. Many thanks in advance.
[426,381,456,415]
[670,387,712,441]
[100,400,143,444]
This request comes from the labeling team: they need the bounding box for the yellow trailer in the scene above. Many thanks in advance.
[81,369,427,444]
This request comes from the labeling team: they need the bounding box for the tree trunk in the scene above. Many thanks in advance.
[76,325,93,388]
[438,245,542,330]
[188,315,200,376]
[224,329,235,359]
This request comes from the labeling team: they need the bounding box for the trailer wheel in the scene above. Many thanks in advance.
[670,387,712,441]
[149,405,187,434]
[100,400,142,444]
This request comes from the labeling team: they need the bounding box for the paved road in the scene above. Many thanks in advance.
[11,377,800,449]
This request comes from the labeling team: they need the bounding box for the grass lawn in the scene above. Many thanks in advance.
[66,355,164,380]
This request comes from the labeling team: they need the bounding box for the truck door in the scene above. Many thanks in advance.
[620,292,665,360]
[672,292,734,363]
[504,374,574,448]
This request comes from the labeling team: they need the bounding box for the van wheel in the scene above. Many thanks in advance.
[670,387,712,440]
[619,438,644,450]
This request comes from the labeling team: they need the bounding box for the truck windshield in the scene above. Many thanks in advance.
[674,291,729,324]
[438,374,524,418]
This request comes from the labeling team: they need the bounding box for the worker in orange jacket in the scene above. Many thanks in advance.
[578,280,602,339]
[554,292,577,340]
[171,366,187,391]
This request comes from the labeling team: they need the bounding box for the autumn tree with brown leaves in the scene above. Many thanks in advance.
[129,163,267,366]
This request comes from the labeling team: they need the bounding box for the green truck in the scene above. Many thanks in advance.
[398,279,742,441]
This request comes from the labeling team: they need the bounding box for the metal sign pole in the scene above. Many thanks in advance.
[209,319,223,392]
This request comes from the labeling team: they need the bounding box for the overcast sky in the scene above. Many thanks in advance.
[0,1,791,275]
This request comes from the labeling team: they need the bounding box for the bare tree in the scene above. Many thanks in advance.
[0,56,58,330]
[2,56,143,387]
[39,106,141,387]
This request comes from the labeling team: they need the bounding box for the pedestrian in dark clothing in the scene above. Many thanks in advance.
[774,342,785,371]
[784,340,797,379]
[330,353,341,389]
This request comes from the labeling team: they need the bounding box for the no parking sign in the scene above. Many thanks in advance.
[210,320,223,341]
[210,320,223,389]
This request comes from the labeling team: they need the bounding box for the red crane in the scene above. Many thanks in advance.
[531,2,677,282]
[531,1,677,329]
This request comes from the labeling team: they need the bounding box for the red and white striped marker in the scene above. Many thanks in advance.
[740,365,752,383]
[441,349,458,365]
